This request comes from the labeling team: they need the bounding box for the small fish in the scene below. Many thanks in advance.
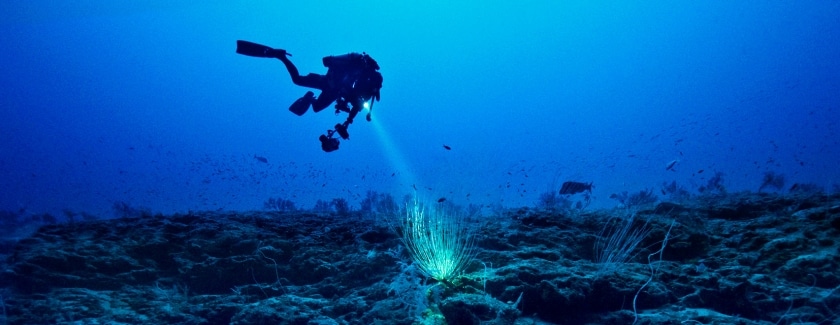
[437,197,446,203]
[443,145,451,150]
[559,181,593,195]
[665,159,679,171]
[697,169,704,174]
[254,155,268,164]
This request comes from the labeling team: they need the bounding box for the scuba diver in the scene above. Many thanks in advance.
[235,40,383,152]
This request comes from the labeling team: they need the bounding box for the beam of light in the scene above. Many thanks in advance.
[366,106,417,189]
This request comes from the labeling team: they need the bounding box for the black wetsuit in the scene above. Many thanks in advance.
[277,53,379,114]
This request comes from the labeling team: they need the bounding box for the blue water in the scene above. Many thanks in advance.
[2,1,838,217]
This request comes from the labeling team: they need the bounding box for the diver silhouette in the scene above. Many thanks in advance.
[236,40,383,152]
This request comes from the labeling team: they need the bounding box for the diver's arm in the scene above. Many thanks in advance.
[346,99,362,123]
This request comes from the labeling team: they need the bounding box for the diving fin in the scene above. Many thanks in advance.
[289,91,314,116]
[236,40,288,58]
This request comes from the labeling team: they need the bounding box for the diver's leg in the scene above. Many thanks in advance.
[311,89,339,113]
[277,56,329,89]
[277,56,333,115]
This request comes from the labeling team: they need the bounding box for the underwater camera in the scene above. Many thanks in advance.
[319,134,340,152]
[335,123,350,140]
